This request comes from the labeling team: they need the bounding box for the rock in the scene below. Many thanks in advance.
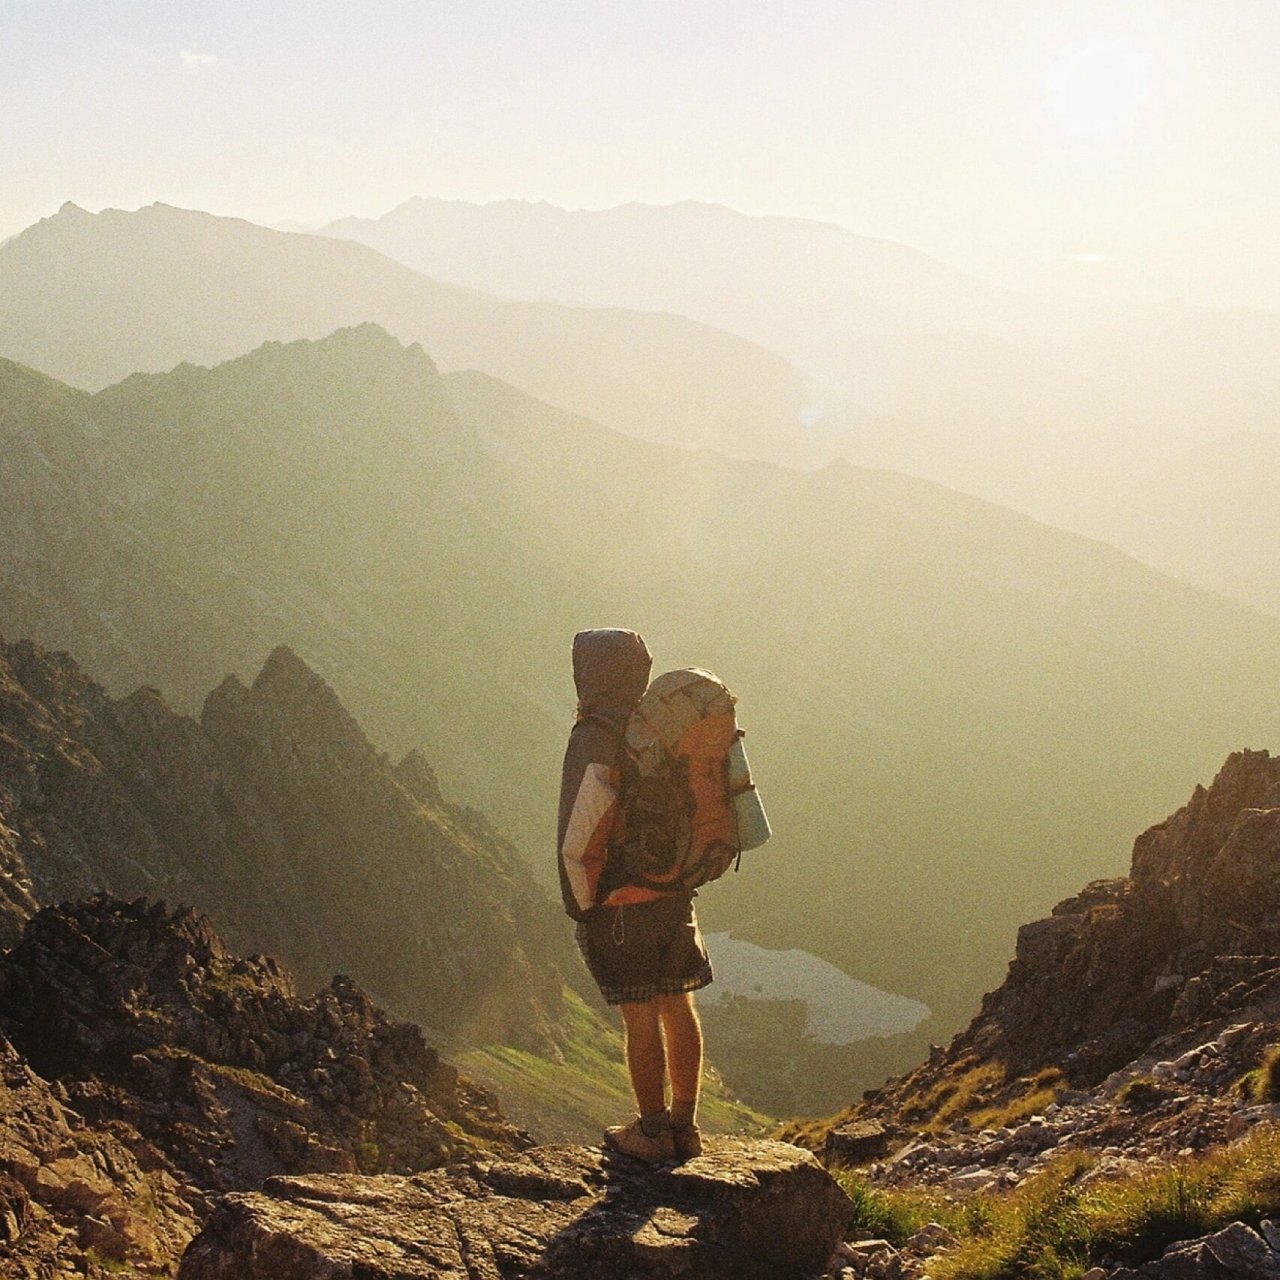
[0,1174,30,1243]
[1199,1222,1280,1278]
[886,1139,931,1168]
[77,1213,128,1260]
[0,1030,197,1275]
[1226,1104,1280,1141]
[840,1239,896,1260]
[826,1120,891,1164]
[0,898,527,1193]
[905,1222,956,1250]
[1116,1221,1280,1279]
[946,1169,997,1195]
[178,1138,853,1280]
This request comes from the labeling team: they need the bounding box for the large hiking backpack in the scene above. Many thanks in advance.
[612,668,770,893]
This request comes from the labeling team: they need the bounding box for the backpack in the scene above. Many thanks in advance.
[611,668,770,893]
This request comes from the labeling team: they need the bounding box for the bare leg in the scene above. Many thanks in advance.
[619,999,667,1115]
[657,992,702,1117]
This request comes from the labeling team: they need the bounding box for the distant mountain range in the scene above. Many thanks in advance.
[323,197,1280,565]
[4,324,1279,1071]
[0,200,809,461]
[6,198,1280,622]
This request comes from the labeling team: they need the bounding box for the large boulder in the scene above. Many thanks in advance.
[178,1137,853,1280]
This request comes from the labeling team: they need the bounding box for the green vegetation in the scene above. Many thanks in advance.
[966,1069,1066,1133]
[84,1245,130,1274]
[458,988,771,1143]
[837,1126,1280,1280]
[866,1060,1069,1136]
[1242,1045,1280,1102]
[1117,1076,1169,1110]
[907,1060,1008,1130]
[200,968,266,1003]
[838,1173,990,1247]
[151,1045,306,1110]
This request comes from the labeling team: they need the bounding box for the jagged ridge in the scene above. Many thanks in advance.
[0,635,571,1054]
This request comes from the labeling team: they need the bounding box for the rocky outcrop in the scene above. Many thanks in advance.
[0,1026,200,1277]
[810,750,1280,1146]
[972,751,1280,1086]
[0,636,571,1052]
[0,898,527,1197]
[178,1138,853,1280]
[789,751,1280,1279]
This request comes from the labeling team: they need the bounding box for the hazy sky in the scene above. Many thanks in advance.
[3,0,1278,305]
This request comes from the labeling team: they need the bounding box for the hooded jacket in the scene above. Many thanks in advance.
[556,628,660,919]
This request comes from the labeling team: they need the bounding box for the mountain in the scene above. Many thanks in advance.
[324,197,1280,532]
[0,201,809,460]
[0,632,569,1053]
[5,325,1280,1110]
[322,197,1016,358]
[779,751,1280,1277]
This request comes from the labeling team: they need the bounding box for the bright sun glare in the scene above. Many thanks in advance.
[1040,34,1157,148]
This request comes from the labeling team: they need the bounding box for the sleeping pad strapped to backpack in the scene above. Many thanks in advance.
[612,668,770,893]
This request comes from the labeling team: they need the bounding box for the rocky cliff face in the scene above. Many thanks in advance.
[0,896,528,1277]
[0,636,571,1053]
[949,748,1280,1089]
[806,750,1280,1139]
[791,750,1280,1279]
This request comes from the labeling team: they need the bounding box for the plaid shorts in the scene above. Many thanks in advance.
[575,894,713,1006]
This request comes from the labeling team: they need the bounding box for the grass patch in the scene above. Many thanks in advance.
[836,1171,992,1247]
[85,1245,131,1273]
[1117,1076,1169,1111]
[901,1059,1007,1130]
[967,1070,1066,1133]
[150,1044,306,1110]
[1241,1045,1280,1103]
[920,1125,1280,1280]
[458,988,771,1143]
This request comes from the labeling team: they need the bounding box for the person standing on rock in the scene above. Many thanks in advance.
[557,628,712,1163]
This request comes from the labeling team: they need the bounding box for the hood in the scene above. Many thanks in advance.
[572,629,652,721]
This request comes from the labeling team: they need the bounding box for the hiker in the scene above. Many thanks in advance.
[557,628,712,1163]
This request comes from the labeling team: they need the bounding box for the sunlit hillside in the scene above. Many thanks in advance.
[5,325,1280,1107]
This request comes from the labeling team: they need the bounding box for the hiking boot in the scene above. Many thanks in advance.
[604,1117,675,1163]
[672,1122,702,1161]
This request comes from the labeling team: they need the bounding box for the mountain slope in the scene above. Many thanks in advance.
[323,197,1015,356]
[0,201,809,459]
[4,327,1280,1089]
